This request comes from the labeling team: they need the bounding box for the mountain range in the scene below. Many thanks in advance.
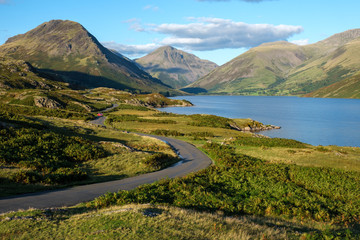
[0,20,177,95]
[135,46,218,89]
[0,20,359,99]
[186,29,360,98]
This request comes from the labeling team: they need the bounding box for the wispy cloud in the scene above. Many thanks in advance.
[143,5,159,11]
[102,42,160,57]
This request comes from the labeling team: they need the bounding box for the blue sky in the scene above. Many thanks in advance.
[1,0,359,65]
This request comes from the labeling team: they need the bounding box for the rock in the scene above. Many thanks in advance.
[243,126,252,131]
[34,96,62,109]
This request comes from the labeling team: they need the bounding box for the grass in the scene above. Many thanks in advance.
[232,142,360,172]
[0,204,348,240]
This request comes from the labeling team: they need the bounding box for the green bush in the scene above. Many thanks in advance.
[142,153,179,171]
[188,114,232,129]
[0,127,105,185]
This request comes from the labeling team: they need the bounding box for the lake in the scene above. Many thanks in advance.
[159,96,360,147]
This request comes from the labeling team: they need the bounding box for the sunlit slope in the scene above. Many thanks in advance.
[188,41,306,95]
[188,29,360,98]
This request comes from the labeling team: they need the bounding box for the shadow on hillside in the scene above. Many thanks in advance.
[37,68,137,91]
[180,87,207,94]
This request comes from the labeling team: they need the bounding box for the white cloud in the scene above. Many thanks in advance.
[102,42,160,57]
[291,39,309,46]
[153,17,303,51]
[124,18,146,32]
[113,17,303,58]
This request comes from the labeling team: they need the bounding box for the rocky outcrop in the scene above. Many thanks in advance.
[34,96,62,109]
[240,125,281,132]
[230,121,280,132]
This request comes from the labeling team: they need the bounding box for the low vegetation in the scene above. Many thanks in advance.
[1,87,360,238]
[88,142,360,238]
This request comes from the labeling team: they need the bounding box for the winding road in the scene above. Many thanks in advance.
[0,109,212,214]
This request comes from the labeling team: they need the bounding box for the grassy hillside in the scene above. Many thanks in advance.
[0,57,67,90]
[187,41,306,95]
[188,29,360,98]
[283,38,360,95]
[304,73,360,98]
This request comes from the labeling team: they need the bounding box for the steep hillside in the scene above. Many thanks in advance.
[136,46,218,88]
[0,20,176,94]
[304,73,360,98]
[187,41,306,95]
[188,29,360,98]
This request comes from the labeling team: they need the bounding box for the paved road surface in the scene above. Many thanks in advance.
[0,133,212,213]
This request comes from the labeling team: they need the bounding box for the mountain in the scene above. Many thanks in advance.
[187,29,360,97]
[135,46,218,89]
[0,20,176,94]
[186,41,306,95]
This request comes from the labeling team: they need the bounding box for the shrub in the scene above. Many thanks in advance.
[142,153,179,171]
[1,127,105,185]
[188,114,232,129]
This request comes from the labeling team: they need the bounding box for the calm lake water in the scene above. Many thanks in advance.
[159,96,360,147]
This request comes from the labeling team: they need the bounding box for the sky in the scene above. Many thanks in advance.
[0,0,360,65]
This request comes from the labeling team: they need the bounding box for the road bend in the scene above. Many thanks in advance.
[0,132,212,214]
